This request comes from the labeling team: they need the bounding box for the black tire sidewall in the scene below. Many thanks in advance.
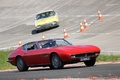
[84,58,96,67]
[50,54,63,69]
[16,57,28,72]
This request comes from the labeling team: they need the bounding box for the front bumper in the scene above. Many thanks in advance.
[69,52,100,62]
[7,60,13,63]
[36,21,59,30]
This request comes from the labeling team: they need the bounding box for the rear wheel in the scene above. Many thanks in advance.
[16,57,28,72]
[84,58,96,67]
[50,54,64,69]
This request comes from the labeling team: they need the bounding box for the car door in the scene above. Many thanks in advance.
[22,42,42,66]
[37,41,52,64]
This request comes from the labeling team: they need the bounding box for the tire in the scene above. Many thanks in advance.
[50,54,64,69]
[84,58,96,67]
[31,29,39,35]
[36,30,39,33]
[16,57,28,72]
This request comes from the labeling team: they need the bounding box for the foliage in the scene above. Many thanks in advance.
[97,54,120,62]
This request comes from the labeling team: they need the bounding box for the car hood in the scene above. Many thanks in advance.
[35,16,59,26]
[56,45,100,54]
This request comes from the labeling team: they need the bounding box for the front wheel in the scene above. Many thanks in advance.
[16,57,28,72]
[50,54,64,69]
[84,58,96,67]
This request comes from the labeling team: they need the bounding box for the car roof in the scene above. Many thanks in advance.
[37,10,55,15]
[24,38,64,45]
[37,38,65,42]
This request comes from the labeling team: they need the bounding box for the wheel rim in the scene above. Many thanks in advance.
[52,55,59,68]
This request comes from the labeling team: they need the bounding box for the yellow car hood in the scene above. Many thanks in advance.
[35,16,59,26]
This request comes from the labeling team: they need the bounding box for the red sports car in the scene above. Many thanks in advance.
[8,38,100,72]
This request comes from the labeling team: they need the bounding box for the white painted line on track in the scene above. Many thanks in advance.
[0,6,51,32]
[89,21,94,26]
[53,0,72,10]
[76,30,79,33]
[106,3,120,6]
[60,14,120,18]
[71,32,76,35]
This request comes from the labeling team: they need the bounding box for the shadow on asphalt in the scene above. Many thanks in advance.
[3,65,97,73]
[31,26,59,35]
[26,65,87,72]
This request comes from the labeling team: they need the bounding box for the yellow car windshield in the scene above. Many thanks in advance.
[36,11,55,20]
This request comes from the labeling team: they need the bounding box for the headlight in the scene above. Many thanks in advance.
[70,55,76,58]
[36,25,41,28]
[52,21,57,25]
[95,53,99,56]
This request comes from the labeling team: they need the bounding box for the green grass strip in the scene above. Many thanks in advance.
[0,50,16,70]
[97,54,120,62]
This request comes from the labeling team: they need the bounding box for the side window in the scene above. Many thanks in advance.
[50,11,55,16]
[22,44,27,50]
[38,41,47,48]
[36,14,41,20]
[27,42,38,50]
[38,41,49,48]
[38,40,55,48]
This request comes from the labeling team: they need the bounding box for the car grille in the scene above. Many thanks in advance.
[74,52,99,58]
[42,22,58,27]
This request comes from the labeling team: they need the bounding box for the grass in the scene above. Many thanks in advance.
[97,54,120,62]
[0,50,16,70]
[0,50,120,70]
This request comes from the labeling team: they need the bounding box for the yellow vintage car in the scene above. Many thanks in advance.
[35,10,59,32]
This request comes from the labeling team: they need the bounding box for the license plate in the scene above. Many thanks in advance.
[80,57,90,61]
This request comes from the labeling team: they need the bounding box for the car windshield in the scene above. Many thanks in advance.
[36,11,55,20]
[38,39,72,48]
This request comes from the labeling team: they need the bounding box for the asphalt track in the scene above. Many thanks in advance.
[0,63,120,80]
[0,0,120,54]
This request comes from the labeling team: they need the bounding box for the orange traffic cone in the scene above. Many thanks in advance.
[39,78,48,80]
[63,28,69,38]
[18,40,22,47]
[84,19,89,28]
[80,22,85,32]
[98,10,103,20]
[42,34,45,40]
